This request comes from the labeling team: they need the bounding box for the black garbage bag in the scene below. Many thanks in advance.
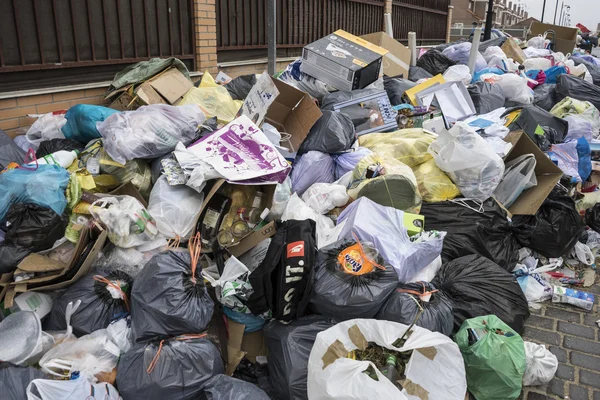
[533,84,558,111]
[247,220,316,323]
[570,57,600,86]
[478,36,507,52]
[308,238,398,320]
[0,129,25,169]
[383,77,416,106]
[0,245,33,275]
[416,50,457,76]
[419,199,519,271]
[408,66,433,82]
[116,335,224,400]
[3,203,68,251]
[512,188,584,258]
[0,362,45,400]
[130,250,214,343]
[297,111,355,155]
[320,88,381,111]
[35,139,85,159]
[44,270,132,337]
[556,74,600,111]
[376,282,454,336]
[225,74,258,100]
[264,315,337,400]
[432,254,530,334]
[468,82,505,114]
[199,374,270,400]
[503,105,568,145]
[585,204,600,232]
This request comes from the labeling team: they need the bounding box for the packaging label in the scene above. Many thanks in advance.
[287,241,305,258]
[338,243,376,276]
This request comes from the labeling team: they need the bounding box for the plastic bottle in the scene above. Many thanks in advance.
[26,150,79,168]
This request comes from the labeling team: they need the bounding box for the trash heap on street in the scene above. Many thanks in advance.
[2,24,600,400]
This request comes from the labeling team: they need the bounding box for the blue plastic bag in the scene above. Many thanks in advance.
[576,137,592,182]
[473,67,505,83]
[222,307,265,333]
[544,66,568,84]
[0,164,70,221]
[62,104,119,143]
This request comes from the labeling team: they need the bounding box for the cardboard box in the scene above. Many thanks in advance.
[501,131,563,215]
[361,32,411,78]
[412,81,476,125]
[529,22,578,56]
[224,317,268,375]
[405,74,446,105]
[501,38,527,65]
[229,223,276,258]
[301,30,388,91]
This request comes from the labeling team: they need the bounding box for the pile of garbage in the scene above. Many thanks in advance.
[1,24,599,400]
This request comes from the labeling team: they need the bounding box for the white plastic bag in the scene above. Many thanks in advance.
[523,47,551,58]
[483,46,507,63]
[307,319,467,400]
[523,58,553,71]
[571,241,594,266]
[442,42,487,72]
[27,378,121,400]
[429,122,505,200]
[493,154,537,208]
[409,255,442,283]
[523,342,558,386]
[481,73,534,104]
[512,255,556,305]
[97,104,205,164]
[301,183,349,214]
[147,175,204,240]
[527,35,547,49]
[106,316,132,353]
[443,65,472,85]
[25,112,67,148]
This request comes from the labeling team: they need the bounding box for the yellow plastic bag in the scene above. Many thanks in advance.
[179,71,243,124]
[358,129,436,168]
[413,159,461,202]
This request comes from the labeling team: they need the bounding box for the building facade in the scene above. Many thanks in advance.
[452,0,528,28]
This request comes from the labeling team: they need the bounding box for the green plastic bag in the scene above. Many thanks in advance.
[455,315,526,400]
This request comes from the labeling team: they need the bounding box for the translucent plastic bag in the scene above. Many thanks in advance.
[413,158,461,202]
[282,193,341,249]
[548,141,580,181]
[523,342,558,387]
[148,176,205,240]
[443,42,487,72]
[301,183,349,214]
[25,112,67,148]
[290,151,335,196]
[483,46,507,63]
[429,122,505,200]
[443,65,472,85]
[358,129,436,168]
[332,147,373,180]
[179,72,243,124]
[527,35,547,49]
[307,319,467,400]
[481,73,534,104]
[27,379,121,400]
[493,154,537,208]
[523,58,553,71]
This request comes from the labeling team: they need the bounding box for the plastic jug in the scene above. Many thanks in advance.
[26,150,79,168]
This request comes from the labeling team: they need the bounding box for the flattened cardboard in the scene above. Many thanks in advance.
[229,222,276,258]
[529,22,578,56]
[361,32,411,78]
[148,68,193,104]
[502,130,563,215]
[225,317,268,375]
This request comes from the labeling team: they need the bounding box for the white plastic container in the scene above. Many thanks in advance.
[26,150,79,168]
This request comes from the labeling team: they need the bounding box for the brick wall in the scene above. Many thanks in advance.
[194,0,218,74]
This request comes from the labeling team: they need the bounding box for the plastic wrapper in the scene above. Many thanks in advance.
[443,42,487,72]
[307,319,467,400]
[555,74,600,112]
[493,154,537,208]
[332,147,372,180]
[455,315,526,400]
[429,122,505,201]
[301,183,349,214]
[277,59,331,102]
[383,77,416,105]
[533,84,557,111]
[512,259,554,305]
[290,151,335,196]
[523,342,558,387]
[408,66,433,82]
[199,374,270,400]
[108,57,190,91]
[116,335,223,400]
[225,74,257,100]
[337,197,444,282]
[416,50,457,76]
[25,112,67,148]
[0,129,25,169]
[432,255,530,334]
[548,141,580,181]
[468,81,506,114]
[359,128,435,168]
[308,238,398,321]
[413,158,461,202]
[62,104,119,143]
[93,244,157,278]
[180,72,242,124]
[44,270,132,337]
[264,315,336,400]
[347,153,422,213]
[0,362,45,400]
[130,250,214,342]
[512,188,584,258]
[148,176,205,240]
[442,64,472,85]
[298,111,355,155]
[97,104,205,164]
[27,379,121,400]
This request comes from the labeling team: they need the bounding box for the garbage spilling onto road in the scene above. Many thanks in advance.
[1,24,600,400]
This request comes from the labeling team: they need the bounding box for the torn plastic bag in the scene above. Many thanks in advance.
[408,65,433,82]
[0,129,25,169]
[130,249,214,343]
[148,176,205,240]
[416,50,458,76]
[116,335,223,400]
[429,122,505,201]
[468,81,506,114]
[337,197,444,282]
[35,138,84,159]
[297,111,355,155]
[332,147,373,180]
[199,374,270,400]
[307,319,467,400]
[0,164,69,222]
[513,189,584,258]
[432,255,529,334]
[247,220,316,323]
[383,77,416,105]
[555,74,600,112]
[493,154,537,208]
[301,183,349,214]
[179,72,242,124]
[413,158,461,202]
[27,379,121,400]
[290,151,335,196]
[308,238,398,321]
[97,104,205,164]
[62,104,119,143]
[547,141,581,181]
[358,128,436,168]
[455,315,526,400]
[44,270,132,337]
[420,199,519,270]
[533,84,557,111]
[443,42,487,72]
[225,74,258,101]
[443,65,472,85]
[0,362,45,400]
[523,342,558,387]
[347,153,422,213]
[3,203,68,251]
[376,282,453,336]
[264,315,337,400]
[25,111,67,148]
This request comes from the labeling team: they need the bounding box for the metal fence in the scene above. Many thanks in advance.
[449,26,530,41]
[391,0,449,44]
